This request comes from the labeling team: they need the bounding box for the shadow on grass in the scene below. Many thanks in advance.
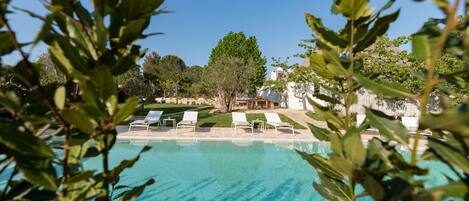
[198,122,217,128]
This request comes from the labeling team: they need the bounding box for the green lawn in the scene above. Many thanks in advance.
[134,104,306,129]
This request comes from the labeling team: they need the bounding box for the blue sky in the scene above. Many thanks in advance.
[2,0,457,70]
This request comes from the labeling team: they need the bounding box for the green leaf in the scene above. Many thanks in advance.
[412,35,433,61]
[309,53,336,80]
[65,17,98,60]
[353,10,400,52]
[109,146,151,183]
[333,0,372,20]
[0,31,16,55]
[90,66,116,102]
[106,95,118,116]
[315,173,353,201]
[32,6,61,47]
[362,173,384,200]
[48,40,88,82]
[329,132,343,156]
[93,11,107,51]
[15,158,58,191]
[428,138,469,174]
[419,110,469,137]
[296,151,344,179]
[323,49,349,77]
[365,108,409,145]
[114,96,139,124]
[330,155,353,177]
[345,93,357,109]
[11,60,40,87]
[62,109,94,134]
[343,128,365,166]
[308,97,345,129]
[68,143,89,164]
[54,86,66,110]
[313,93,341,105]
[0,120,55,159]
[308,123,330,141]
[0,89,21,115]
[68,170,96,183]
[423,181,468,200]
[116,178,156,201]
[354,74,413,98]
[305,13,348,48]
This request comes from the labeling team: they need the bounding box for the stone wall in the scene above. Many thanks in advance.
[154,97,217,106]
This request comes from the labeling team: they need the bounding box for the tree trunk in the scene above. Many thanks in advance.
[218,91,228,112]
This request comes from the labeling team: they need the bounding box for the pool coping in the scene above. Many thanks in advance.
[116,126,428,152]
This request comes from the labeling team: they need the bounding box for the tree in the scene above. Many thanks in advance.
[204,56,255,112]
[143,53,186,102]
[358,35,465,102]
[208,32,266,93]
[182,65,207,98]
[143,51,162,95]
[115,64,151,98]
[0,0,165,200]
[158,55,186,103]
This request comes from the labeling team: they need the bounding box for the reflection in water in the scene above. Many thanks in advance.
[199,141,265,187]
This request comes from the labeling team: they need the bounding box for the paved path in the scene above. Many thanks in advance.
[117,126,428,152]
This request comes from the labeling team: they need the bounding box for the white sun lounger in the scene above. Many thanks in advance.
[176,111,198,133]
[264,113,294,135]
[128,110,163,133]
[231,112,254,134]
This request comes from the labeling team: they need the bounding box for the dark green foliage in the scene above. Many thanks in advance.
[143,52,187,101]
[298,0,468,200]
[0,0,165,200]
[208,32,267,92]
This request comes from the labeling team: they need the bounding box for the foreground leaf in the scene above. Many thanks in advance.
[354,74,413,99]
[365,108,409,145]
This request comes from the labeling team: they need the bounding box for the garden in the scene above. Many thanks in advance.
[135,103,305,129]
[0,0,467,200]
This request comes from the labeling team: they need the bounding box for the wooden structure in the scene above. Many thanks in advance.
[247,96,278,110]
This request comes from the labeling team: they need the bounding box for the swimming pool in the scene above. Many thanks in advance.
[83,140,456,201]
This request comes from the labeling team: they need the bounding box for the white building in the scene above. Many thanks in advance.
[260,63,421,117]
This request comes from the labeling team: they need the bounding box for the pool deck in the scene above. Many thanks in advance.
[117,126,428,151]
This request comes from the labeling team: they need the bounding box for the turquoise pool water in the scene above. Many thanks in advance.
[83,140,456,201]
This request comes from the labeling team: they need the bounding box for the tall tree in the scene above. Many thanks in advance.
[182,65,206,98]
[143,51,162,94]
[143,52,187,102]
[149,55,186,102]
[204,56,255,112]
[116,64,151,98]
[208,32,266,93]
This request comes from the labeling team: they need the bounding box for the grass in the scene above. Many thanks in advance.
[133,103,306,129]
